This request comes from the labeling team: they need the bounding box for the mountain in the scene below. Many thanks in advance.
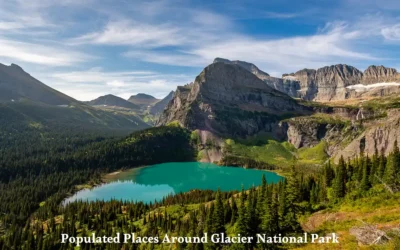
[282,64,400,101]
[213,58,271,80]
[158,59,400,165]
[149,91,175,115]
[216,58,400,101]
[88,94,140,110]
[0,63,149,134]
[1,100,150,134]
[362,65,399,84]
[128,93,160,108]
[214,58,301,97]
[157,62,311,137]
[0,63,75,105]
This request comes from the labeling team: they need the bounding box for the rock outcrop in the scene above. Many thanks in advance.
[157,62,311,138]
[333,109,400,163]
[285,118,347,149]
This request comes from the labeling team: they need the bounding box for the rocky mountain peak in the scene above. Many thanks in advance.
[317,64,363,78]
[128,93,160,108]
[364,65,397,75]
[362,65,399,84]
[10,63,24,71]
[131,93,156,99]
[157,62,310,137]
[0,63,74,105]
[88,94,140,110]
[294,68,317,75]
[0,63,29,76]
[213,58,270,80]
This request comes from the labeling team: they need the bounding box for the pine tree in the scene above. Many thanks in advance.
[370,150,379,184]
[384,141,400,185]
[230,199,238,226]
[333,156,346,199]
[377,149,386,178]
[211,189,225,234]
[283,166,301,232]
[236,186,248,237]
[323,161,335,187]
[393,140,400,183]
[360,157,371,191]
[260,190,279,250]
[246,188,258,247]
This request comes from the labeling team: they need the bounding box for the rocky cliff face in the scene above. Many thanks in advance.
[157,62,311,137]
[313,65,363,101]
[333,109,400,163]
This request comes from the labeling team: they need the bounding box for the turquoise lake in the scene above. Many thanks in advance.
[64,162,283,204]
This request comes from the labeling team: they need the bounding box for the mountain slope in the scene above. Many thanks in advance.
[88,94,140,110]
[128,93,160,108]
[149,91,175,115]
[0,63,75,105]
[157,62,311,137]
[0,100,150,138]
[0,63,149,134]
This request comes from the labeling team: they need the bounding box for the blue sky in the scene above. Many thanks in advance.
[1,0,400,101]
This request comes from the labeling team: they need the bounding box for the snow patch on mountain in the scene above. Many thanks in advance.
[346,82,400,92]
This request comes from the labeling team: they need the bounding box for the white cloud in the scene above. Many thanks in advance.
[70,20,184,47]
[106,80,126,87]
[0,39,92,66]
[124,22,377,75]
[382,24,400,41]
[0,0,399,101]
[123,50,209,67]
[35,68,192,101]
[0,22,24,30]
[263,11,300,19]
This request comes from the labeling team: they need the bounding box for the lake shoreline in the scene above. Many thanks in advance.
[63,162,284,205]
[63,167,143,205]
